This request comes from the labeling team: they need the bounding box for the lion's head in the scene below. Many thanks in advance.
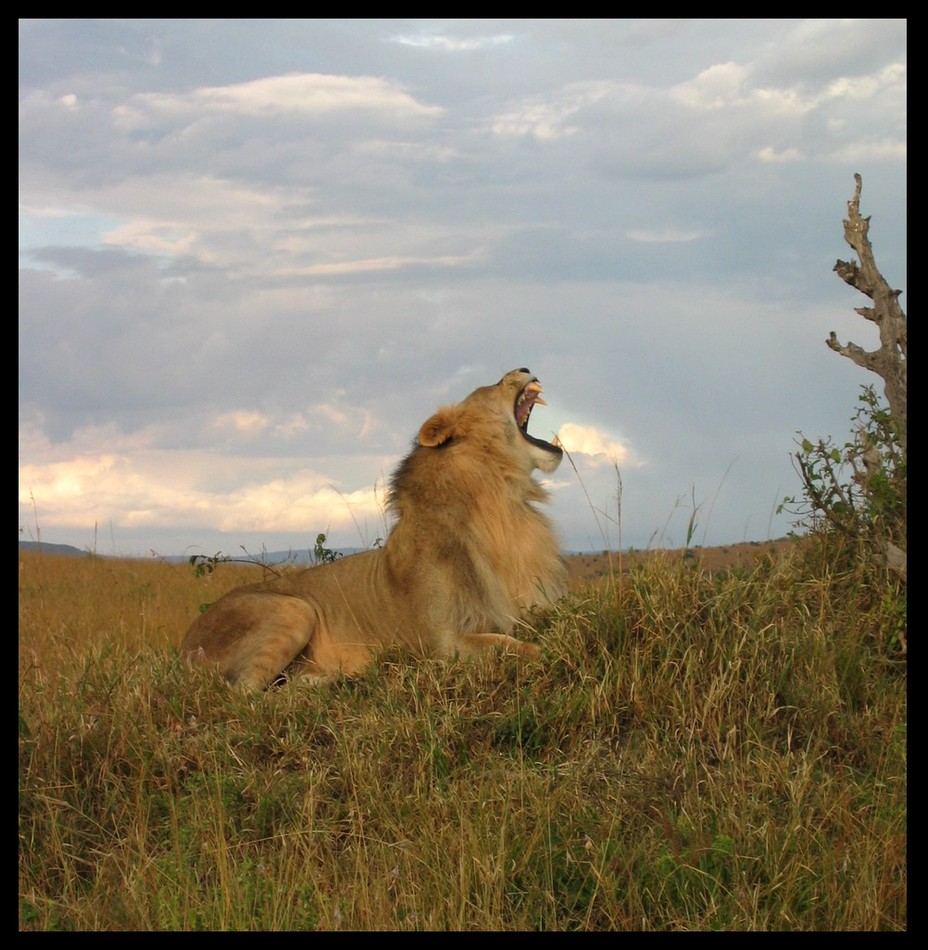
[416,368,564,474]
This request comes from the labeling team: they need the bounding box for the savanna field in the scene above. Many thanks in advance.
[19,541,906,931]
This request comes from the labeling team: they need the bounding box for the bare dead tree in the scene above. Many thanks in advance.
[825,173,906,580]
[829,173,907,458]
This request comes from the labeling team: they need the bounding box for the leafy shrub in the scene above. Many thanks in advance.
[780,385,905,575]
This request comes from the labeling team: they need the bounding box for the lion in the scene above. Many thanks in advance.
[180,368,567,690]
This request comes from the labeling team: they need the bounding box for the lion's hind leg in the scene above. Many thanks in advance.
[187,592,319,691]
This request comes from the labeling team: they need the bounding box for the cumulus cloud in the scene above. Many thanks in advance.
[103,218,197,256]
[823,63,906,102]
[389,33,515,51]
[826,139,907,163]
[213,411,270,435]
[757,146,802,163]
[314,403,376,440]
[270,251,484,278]
[20,454,125,507]
[486,46,905,179]
[669,62,752,111]
[210,479,386,535]
[556,423,631,466]
[627,227,710,243]
[19,448,389,537]
[115,73,445,128]
[488,81,622,140]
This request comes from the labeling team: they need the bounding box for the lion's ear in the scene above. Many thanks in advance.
[418,408,456,447]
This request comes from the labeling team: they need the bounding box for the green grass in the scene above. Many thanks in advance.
[18,546,906,930]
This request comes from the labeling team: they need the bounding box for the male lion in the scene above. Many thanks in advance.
[180,368,566,690]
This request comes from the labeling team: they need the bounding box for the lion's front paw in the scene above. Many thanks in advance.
[515,641,541,660]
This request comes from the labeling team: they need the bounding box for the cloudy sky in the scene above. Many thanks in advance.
[19,19,906,558]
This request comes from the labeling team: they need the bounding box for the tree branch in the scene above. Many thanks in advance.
[828,173,906,454]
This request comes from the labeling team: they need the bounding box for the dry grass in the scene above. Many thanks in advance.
[19,545,906,931]
[565,539,797,590]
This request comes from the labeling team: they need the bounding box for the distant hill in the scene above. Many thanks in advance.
[19,541,89,557]
[18,541,367,564]
[174,548,369,567]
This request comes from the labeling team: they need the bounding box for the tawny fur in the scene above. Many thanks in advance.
[180,368,566,689]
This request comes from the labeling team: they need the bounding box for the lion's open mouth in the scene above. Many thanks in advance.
[515,380,562,454]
